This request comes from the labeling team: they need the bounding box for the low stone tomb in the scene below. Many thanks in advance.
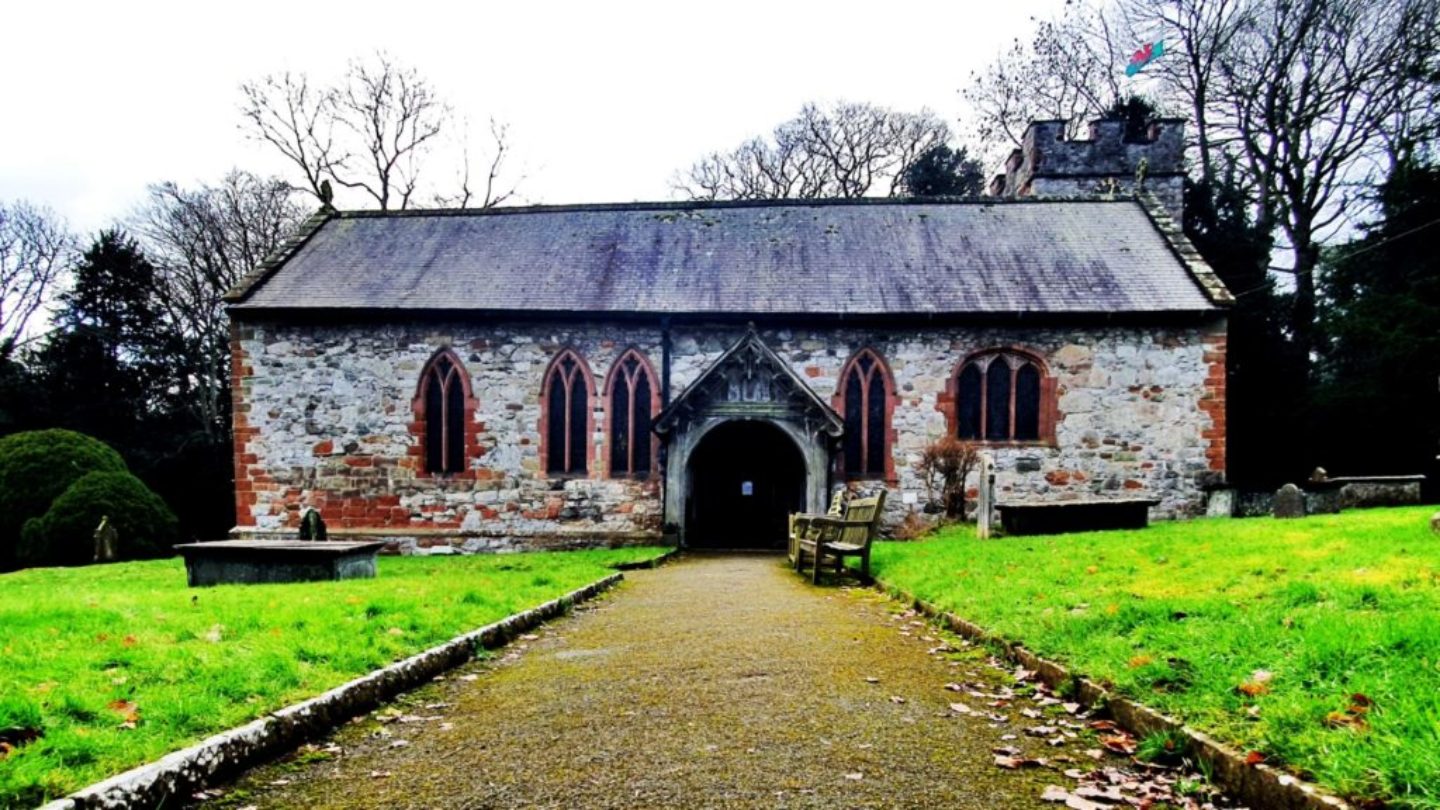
[995,497,1160,536]
[175,541,387,587]
[1330,475,1425,509]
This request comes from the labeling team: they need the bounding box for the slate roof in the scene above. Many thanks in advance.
[226,197,1230,315]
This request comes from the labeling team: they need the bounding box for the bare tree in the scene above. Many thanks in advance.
[1212,0,1439,358]
[962,0,1438,361]
[131,171,308,441]
[960,1,1131,168]
[240,52,517,210]
[674,102,952,200]
[433,117,521,208]
[0,201,73,353]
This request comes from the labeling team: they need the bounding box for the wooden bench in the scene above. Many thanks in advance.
[995,497,1159,536]
[790,490,887,583]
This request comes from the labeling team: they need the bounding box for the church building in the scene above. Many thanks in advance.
[224,119,1231,552]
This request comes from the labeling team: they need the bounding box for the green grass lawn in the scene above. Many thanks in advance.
[871,506,1440,808]
[0,547,666,806]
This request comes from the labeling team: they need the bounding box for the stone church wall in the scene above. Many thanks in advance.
[230,317,1225,551]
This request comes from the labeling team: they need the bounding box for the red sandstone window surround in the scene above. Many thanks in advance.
[835,348,896,481]
[605,348,660,479]
[414,349,475,474]
[950,349,1056,444]
[541,349,594,476]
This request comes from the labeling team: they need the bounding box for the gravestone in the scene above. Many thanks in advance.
[298,508,328,541]
[1431,511,1440,535]
[93,516,118,563]
[1205,488,1235,518]
[1273,483,1306,519]
[976,453,996,540]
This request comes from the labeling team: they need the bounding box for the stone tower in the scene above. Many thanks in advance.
[990,118,1187,221]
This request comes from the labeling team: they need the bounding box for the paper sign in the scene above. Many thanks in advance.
[741,481,754,496]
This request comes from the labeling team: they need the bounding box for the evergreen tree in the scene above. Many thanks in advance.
[1314,158,1440,485]
[30,230,173,453]
[1184,167,1307,486]
[896,145,986,197]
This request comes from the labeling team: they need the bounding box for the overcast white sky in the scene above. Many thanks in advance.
[2,0,1062,233]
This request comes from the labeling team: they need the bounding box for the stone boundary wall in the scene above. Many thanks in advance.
[39,570,631,810]
[231,317,1226,547]
[878,579,1352,810]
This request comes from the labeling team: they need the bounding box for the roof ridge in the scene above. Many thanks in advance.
[330,195,1145,219]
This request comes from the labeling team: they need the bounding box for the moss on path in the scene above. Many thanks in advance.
[206,555,1074,808]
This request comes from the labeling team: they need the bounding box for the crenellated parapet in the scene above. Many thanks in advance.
[995,118,1187,221]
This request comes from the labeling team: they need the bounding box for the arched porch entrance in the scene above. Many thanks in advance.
[654,328,844,550]
[685,420,807,550]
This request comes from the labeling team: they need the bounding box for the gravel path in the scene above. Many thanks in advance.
[203,555,1072,809]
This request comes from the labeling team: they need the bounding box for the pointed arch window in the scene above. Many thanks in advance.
[543,350,592,476]
[954,350,1050,443]
[839,348,893,479]
[416,350,471,474]
[607,349,658,478]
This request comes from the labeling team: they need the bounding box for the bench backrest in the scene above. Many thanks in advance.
[839,491,887,545]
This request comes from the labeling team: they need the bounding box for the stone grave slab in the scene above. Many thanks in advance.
[175,541,387,587]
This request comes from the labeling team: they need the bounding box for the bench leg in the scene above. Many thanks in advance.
[812,548,822,584]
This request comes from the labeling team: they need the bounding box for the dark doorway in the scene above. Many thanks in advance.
[685,420,807,550]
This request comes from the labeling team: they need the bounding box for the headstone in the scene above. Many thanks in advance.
[1273,484,1306,519]
[976,453,996,539]
[93,516,118,563]
[1205,488,1235,518]
[298,508,328,541]
[1308,466,1328,483]
[1431,511,1440,535]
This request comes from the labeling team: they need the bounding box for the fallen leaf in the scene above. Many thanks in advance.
[845,772,864,781]
[369,770,392,779]
[864,676,880,684]
[1041,785,1071,802]
[1100,735,1136,755]
[1236,680,1269,697]
[949,702,975,715]
[995,755,1047,769]
[1127,655,1152,669]
[1324,711,1366,729]
[1244,751,1267,766]
[122,635,137,647]
[889,695,906,704]
[1062,702,1082,714]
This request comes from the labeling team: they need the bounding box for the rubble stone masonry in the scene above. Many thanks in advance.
[229,317,1226,551]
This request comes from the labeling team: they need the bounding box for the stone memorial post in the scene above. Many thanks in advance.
[976,453,996,539]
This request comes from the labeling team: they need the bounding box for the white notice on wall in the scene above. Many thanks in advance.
[902,491,918,505]
[741,481,754,496]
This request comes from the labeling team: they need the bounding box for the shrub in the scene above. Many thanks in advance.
[914,435,979,519]
[0,429,128,568]
[18,471,179,566]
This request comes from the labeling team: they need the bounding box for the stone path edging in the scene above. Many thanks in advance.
[876,579,1353,810]
[39,572,625,810]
